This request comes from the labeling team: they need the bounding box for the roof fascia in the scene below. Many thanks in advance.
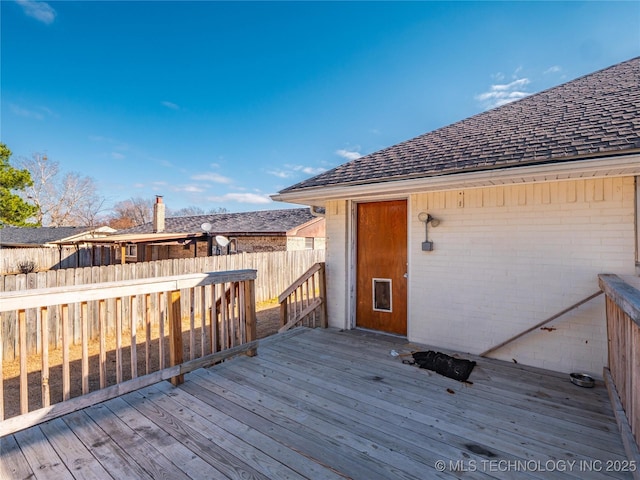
[272,154,640,206]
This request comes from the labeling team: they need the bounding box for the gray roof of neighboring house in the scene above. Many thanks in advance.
[279,57,640,194]
[121,208,316,236]
[0,226,95,246]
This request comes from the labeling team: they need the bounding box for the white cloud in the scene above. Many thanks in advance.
[10,103,57,120]
[191,172,233,184]
[172,185,205,193]
[267,164,326,179]
[475,77,531,109]
[161,101,180,110]
[111,152,125,160]
[335,149,362,160]
[16,0,56,24]
[544,65,562,74]
[207,193,272,204]
[299,166,326,175]
[10,104,45,120]
[267,169,291,179]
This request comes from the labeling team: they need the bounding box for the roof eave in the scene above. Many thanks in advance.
[271,153,640,206]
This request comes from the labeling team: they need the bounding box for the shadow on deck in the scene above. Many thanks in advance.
[1,328,634,479]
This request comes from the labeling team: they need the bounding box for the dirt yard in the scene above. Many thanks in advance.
[2,299,281,418]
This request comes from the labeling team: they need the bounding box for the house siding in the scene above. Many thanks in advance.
[286,236,327,251]
[324,176,636,375]
[325,200,351,332]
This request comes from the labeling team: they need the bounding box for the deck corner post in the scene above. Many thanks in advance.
[244,279,257,357]
[168,289,184,385]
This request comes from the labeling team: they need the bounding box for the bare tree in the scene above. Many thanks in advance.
[169,206,228,217]
[108,197,154,229]
[19,153,106,226]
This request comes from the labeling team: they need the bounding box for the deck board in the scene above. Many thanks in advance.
[0,328,634,479]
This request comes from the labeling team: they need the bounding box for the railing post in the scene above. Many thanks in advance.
[169,289,184,386]
[319,263,327,328]
[244,279,257,357]
[280,300,288,328]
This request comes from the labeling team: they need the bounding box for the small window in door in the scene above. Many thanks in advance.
[372,278,392,312]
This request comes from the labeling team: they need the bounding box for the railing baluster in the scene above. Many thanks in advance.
[99,299,106,388]
[81,302,89,394]
[115,297,123,384]
[230,282,237,347]
[211,283,218,353]
[189,288,195,361]
[130,296,138,379]
[62,304,71,401]
[200,285,207,357]
[159,292,166,370]
[145,293,151,375]
[40,307,50,407]
[221,283,229,350]
[19,309,28,414]
[239,282,246,344]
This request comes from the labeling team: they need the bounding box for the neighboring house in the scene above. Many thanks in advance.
[0,226,116,248]
[273,57,640,375]
[73,198,325,263]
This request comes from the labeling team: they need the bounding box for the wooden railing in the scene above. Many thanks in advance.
[279,262,327,333]
[0,269,257,436]
[599,274,640,462]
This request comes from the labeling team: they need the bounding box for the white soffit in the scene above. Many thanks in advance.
[272,154,640,206]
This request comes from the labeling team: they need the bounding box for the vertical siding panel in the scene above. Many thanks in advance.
[576,179,586,202]
[526,184,535,205]
[612,177,623,201]
[533,183,543,204]
[445,190,456,209]
[541,182,551,204]
[603,177,613,201]
[517,184,526,205]
[496,186,504,207]
[548,182,558,204]
[594,178,604,201]
[567,181,577,203]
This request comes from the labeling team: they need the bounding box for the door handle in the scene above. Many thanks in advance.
[403,273,408,278]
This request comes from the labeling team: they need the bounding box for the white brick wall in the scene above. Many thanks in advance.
[407,177,635,375]
[323,177,636,375]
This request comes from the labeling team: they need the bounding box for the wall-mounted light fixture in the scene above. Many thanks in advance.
[418,212,440,251]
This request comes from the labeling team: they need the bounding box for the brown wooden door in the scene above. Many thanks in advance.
[356,200,407,335]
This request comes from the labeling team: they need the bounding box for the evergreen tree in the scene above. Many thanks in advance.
[0,143,38,227]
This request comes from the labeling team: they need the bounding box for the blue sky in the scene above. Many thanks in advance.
[2,1,639,214]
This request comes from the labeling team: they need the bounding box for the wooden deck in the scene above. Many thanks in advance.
[1,328,634,479]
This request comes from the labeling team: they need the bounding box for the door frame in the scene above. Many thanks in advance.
[348,197,410,335]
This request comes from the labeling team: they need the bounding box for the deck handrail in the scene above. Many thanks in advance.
[0,269,257,436]
[599,274,640,465]
[278,262,327,332]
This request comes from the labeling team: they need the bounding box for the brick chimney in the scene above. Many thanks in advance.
[153,195,165,233]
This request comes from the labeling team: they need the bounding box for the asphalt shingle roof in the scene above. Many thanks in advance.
[121,208,315,235]
[0,226,94,246]
[279,57,640,193]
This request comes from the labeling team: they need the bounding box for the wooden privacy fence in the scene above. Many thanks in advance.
[0,246,96,274]
[0,270,257,436]
[599,274,640,462]
[1,250,324,360]
[279,262,327,333]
